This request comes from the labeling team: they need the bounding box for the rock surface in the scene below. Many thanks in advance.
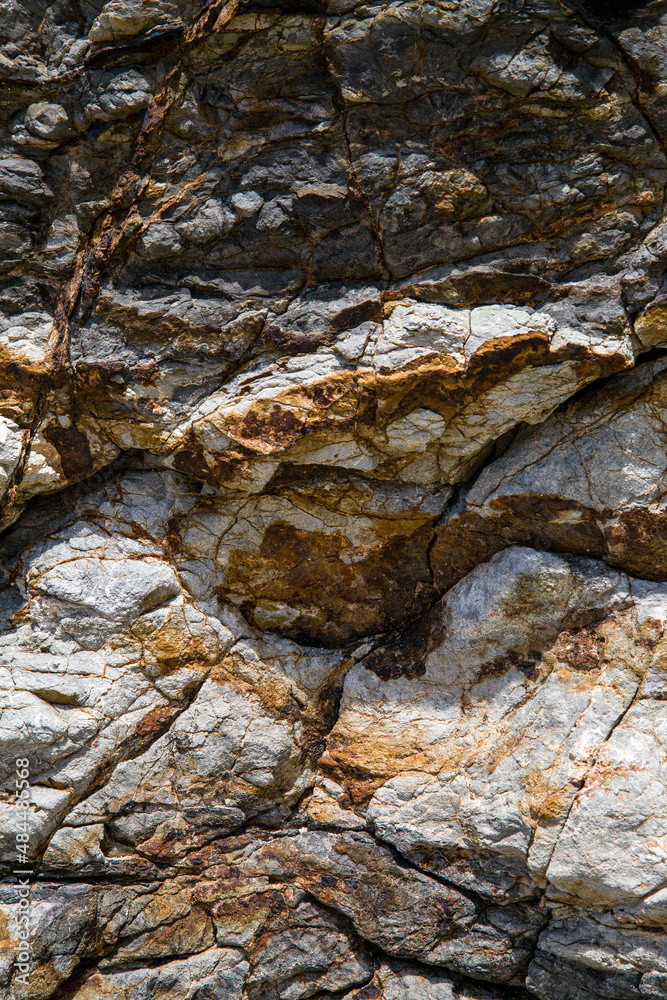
[2,0,667,997]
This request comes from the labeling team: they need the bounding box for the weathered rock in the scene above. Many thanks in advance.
[432,355,667,589]
[526,912,667,999]
[322,547,667,905]
[3,0,667,998]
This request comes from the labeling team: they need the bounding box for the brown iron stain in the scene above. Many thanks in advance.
[524,769,575,824]
[216,332,629,472]
[430,497,607,596]
[229,402,306,453]
[217,519,434,646]
[96,297,221,349]
[606,507,667,580]
[348,983,382,1000]
[133,704,179,740]
[398,269,559,308]
[477,649,543,684]
[42,420,94,480]
[265,298,382,354]
[554,625,606,671]
[171,431,215,484]
[362,604,443,681]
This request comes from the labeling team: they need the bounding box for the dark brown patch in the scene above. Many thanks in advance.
[397,269,558,308]
[74,361,128,397]
[218,519,435,647]
[171,432,215,485]
[331,299,382,334]
[555,625,605,670]
[163,513,184,559]
[349,983,382,1000]
[43,421,94,479]
[477,649,542,683]
[231,402,305,452]
[134,359,160,385]
[494,495,606,556]
[98,297,222,349]
[606,507,667,580]
[265,299,381,355]
[466,330,552,377]
[430,497,607,596]
[363,604,442,681]
[429,511,509,596]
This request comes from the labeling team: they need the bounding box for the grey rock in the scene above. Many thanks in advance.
[24,103,74,143]
[2,1,667,998]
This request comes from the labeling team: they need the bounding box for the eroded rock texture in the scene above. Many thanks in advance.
[3,0,667,997]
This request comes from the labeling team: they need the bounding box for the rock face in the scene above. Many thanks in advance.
[3,0,667,997]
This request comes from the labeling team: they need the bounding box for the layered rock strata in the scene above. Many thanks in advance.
[2,0,667,997]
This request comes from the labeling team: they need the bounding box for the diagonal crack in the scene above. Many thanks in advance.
[0,0,241,531]
[316,15,391,285]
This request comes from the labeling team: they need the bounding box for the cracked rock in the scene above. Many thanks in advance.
[2,0,667,998]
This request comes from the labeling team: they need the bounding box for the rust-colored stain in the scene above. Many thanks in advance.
[43,420,94,480]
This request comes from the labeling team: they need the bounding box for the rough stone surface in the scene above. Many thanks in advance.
[2,0,667,998]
